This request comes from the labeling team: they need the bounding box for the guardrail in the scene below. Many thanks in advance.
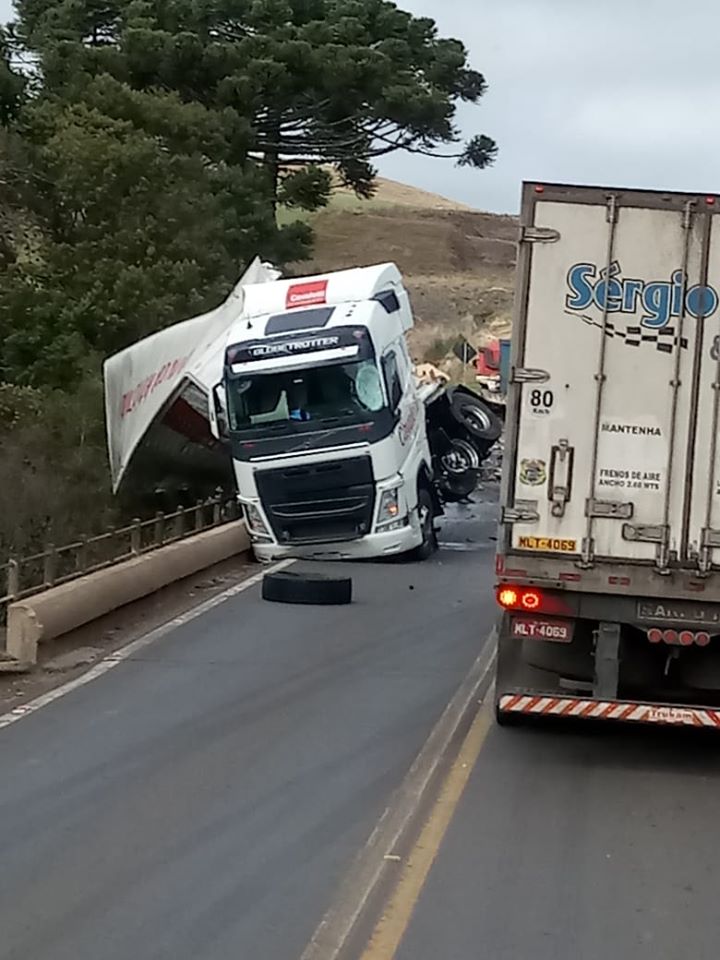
[1,490,240,624]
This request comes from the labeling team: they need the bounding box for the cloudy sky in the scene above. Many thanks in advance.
[2,0,718,213]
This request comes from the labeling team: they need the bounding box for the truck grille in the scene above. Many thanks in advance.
[255,456,375,545]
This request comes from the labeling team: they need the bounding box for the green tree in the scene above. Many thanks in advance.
[13,0,496,206]
[0,95,310,386]
[1,0,320,386]
[0,27,24,125]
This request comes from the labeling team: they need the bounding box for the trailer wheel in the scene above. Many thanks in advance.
[439,471,480,503]
[410,488,438,561]
[450,393,503,443]
[441,438,481,475]
[262,570,352,605]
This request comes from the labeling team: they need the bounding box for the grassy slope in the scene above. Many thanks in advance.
[289,176,517,367]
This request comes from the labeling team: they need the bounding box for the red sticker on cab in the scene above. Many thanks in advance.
[286,280,328,309]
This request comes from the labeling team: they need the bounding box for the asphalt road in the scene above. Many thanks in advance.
[392,700,720,960]
[0,498,497,960]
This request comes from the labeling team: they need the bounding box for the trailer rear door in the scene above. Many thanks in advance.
[507,184,720,571]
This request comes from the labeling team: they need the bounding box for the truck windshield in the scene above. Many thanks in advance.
[226,359,386,433]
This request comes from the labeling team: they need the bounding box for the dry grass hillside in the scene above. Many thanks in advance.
[294,176,517,368]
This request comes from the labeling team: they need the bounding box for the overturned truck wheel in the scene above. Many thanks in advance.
[262,570,352,606]
[450,391,503,443]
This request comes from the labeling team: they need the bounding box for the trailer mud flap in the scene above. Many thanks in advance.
[498,694,720,728]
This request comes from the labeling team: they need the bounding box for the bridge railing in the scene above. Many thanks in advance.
[1,491,239,623]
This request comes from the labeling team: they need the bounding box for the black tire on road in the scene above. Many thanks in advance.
[262,570,352,605]
[450,392,503,443]
[410,488,439,562]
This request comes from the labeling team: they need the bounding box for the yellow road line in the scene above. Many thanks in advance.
[359,692,495,960]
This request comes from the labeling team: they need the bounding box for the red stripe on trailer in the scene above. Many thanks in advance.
[503,694,524,711]
[498,695,720,728]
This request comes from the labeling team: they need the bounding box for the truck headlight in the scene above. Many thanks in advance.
[377,488,407,531]
[243,503,270,537]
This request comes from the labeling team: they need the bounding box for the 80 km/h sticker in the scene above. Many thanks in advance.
[528,387,555,418]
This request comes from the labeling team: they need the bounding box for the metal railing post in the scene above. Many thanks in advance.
[77,535,88,573]
[7,559,19,600]
[105,526,116,565]
[213,488,223,525]
[175,506,185,540]
[154,511,165,546]
[43,545,57,587]
[130,519,142,556]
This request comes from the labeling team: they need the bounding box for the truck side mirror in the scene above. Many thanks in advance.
[209,384,228,441]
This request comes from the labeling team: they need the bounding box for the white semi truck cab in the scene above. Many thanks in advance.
[215,263,445,561]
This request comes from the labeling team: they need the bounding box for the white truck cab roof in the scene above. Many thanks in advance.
[240,262,405,318]
[225,263,414,372]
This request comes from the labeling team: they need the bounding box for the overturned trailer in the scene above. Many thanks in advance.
[104,259,281,504]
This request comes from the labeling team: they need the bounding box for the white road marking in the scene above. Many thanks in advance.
[0,560,295,734]
[299,630,498,960]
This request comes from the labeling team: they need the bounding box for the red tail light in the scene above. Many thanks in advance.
[498,587,520,609]
[498,586,541,610]
[497,585,570,615]
[647,628,713,647]
[521,590,541,611]
[496,583,573,616]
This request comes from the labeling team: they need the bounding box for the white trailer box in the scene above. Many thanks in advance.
[496,182,720,729]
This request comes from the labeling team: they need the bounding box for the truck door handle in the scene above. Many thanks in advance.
[548,440,574,518]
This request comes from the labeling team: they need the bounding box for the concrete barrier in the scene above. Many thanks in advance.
[6,521,251,666]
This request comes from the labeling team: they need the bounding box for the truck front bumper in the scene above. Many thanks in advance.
[250,522,423,563]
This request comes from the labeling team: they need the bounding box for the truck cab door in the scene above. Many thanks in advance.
[382,345,424,467]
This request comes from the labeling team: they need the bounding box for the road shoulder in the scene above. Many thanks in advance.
[0,554,257,716]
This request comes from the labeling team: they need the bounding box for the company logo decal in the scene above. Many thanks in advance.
[519,458,547,486]
[245,336,340,359]
[564,260,720,351]
[399,401,419,445]
[286,280,328,309]
[121,354,190,417]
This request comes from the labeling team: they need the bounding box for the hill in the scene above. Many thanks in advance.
[295,176,517,366]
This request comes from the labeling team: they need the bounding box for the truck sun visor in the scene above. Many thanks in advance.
[265,306,336,335]
[226,327,373,366]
